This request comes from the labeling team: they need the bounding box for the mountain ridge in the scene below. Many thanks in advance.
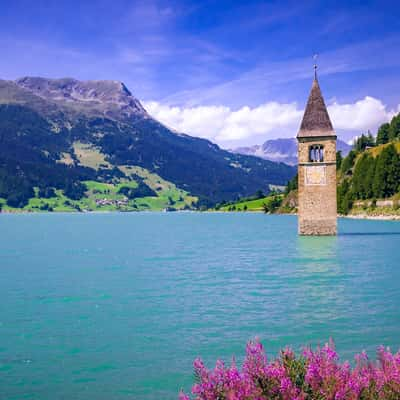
[232,137,351,165]
[0,77,296,209]
[15,77,147,121]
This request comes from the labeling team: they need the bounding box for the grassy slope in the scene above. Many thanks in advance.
[72,141,112,169]
[350,141,400,168]
[0,142,198,212]
[0,173,197,213]
[218,194,284,212]
[367,141,400,158]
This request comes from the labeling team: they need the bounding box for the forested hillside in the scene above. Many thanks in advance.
[337,114,400,214]
[0,78,295,211]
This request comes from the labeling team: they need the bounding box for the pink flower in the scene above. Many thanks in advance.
[180,340,400,400]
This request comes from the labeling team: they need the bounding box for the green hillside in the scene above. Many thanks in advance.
[214,192,284,213]
[0,78,295,211]
[332,111,400,215]
[0,167,196,212]
[337,113,400,215]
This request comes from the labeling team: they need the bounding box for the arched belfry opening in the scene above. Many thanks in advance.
[309,145,324,162]
[297,62,337,235]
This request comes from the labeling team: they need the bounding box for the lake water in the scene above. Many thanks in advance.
[1,213,400,399]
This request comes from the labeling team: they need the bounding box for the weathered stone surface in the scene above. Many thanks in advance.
[298,147,337,235]
[297,77,337,235]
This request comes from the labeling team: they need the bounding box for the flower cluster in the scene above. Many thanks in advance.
[179,340,400,399]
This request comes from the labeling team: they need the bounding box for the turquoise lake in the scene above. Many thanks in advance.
[1,213,400,399]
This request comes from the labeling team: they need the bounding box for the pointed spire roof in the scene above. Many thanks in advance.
[297,76,335,138]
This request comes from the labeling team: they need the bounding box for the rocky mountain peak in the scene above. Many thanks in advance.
[15,77,147,121]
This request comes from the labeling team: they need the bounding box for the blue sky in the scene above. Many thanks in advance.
[1,0,400,146]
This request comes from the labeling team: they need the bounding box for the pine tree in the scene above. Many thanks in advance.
[373,153,384,198]
[364,156,376,199]
[354,133,375,152]
[389,114,400,141]
[341,150,357,175]
[373,144,400,198]
[351,154,363,198]
[376,123,390,145]
[285,173,298,194]
[385,144,400,194]
[367,130,375,146]
[336,151,343,169]
[337,179,352,215]
[353,152,375,199]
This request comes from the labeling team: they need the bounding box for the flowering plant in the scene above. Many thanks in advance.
[179,340,400,399]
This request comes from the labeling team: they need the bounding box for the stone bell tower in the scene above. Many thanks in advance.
[297,65,337,235]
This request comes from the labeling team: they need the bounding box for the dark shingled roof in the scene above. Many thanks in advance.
[297,77,335,138]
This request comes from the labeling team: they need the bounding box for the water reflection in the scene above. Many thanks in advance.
[296,235,339,273]
[291,236,346,340]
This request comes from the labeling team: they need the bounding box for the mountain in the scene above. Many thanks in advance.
[15,77,147,121]
[0,77,295,210]
[232,138,351,165]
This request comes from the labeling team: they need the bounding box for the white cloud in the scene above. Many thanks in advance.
[143,101,230,139]
[143,97,399,147]
[143,101,302,145]
[217,103,301,142]
[328,96,396,131]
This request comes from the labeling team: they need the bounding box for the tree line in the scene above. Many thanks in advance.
[376,113,400,145]
[337,113,400,214]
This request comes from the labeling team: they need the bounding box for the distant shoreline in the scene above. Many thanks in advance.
[2,209,400,221]
[344,213,400,221]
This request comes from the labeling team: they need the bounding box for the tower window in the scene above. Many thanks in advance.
[309,145,324,162]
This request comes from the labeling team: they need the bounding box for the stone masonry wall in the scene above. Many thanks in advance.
[298,137,337,235]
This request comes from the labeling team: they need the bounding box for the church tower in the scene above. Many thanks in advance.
[297,67,337,235]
